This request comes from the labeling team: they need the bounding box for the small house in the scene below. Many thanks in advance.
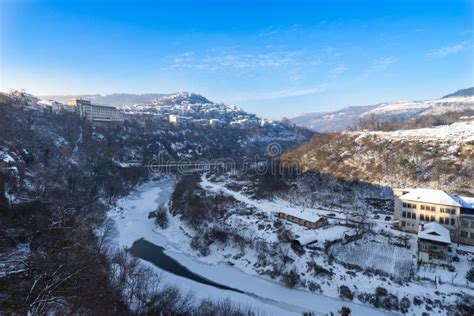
[417,222,451,265]
[276,210,328,229]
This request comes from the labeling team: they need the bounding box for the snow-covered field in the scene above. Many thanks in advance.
[331,239,414,280]
[352,120,474,143]
[109,176,474,315]
[362,96,474,119]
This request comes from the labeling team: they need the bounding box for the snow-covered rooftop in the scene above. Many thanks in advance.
[400,189,462,207]
[417,222,451,244]
[399,188,474,209]
[460,196,474,209]
[278,208,322,223]
[294,234,319,246]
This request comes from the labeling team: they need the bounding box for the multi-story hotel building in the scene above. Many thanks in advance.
[68,98,124,122]
[394,188,474,245]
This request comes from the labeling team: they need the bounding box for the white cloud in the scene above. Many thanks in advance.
[172,52,195,67]
[171,50,301,71]
[372,57,397,71]
[430,43,465,57]
[329,66,348,77]
[230,85,326,102]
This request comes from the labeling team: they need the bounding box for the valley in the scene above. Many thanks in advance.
[1,88,474,315]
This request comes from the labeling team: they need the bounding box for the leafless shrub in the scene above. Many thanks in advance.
[281,267,300,288]
[154,204,169,229]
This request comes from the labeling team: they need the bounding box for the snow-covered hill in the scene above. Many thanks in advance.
[153,92,212,106]
[290,105,377,132]
[290,88,474,132]
[361,96,474,120]
[283,119,474,195]
[359,120,474,143]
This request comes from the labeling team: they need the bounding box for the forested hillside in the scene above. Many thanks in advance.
[282,121,474,195]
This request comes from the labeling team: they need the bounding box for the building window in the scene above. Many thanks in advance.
[403,202,407,208]
[470,232,474,240]
[420,205,425,210]
[420,214,425,221]
[431,206,436,212]
[462,220,469,227]
[401,221,406,227]
[439,218,444,224]
[440,208,445,213]
[412,204,416,209]
[450,209,456,215]
[412,212,416,219]
[431,216,435,222]
[402,211,406,218]
[461,231,468,238]
[450,218,456,226]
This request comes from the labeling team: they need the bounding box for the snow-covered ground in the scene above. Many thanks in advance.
[352,120,474,143]
[331,240,414,280]
[109,178,393,315]
[362,96,474,119]
[109,176,474,315]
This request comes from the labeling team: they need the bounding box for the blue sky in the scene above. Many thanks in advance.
[1,0,473,118]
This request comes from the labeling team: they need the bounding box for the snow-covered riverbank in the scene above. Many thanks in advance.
[109,177,392,315]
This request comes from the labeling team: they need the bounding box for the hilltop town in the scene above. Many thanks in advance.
[1,90,277,129]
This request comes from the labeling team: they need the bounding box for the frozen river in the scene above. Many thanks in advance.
[109,177,392,315]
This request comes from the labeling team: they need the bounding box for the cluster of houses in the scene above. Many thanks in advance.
[125,91,273,128]
[0,90,277,129]
[275,187,474,267]
[134,104,274,129]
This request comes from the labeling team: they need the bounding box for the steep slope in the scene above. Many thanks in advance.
[282,121,474,195]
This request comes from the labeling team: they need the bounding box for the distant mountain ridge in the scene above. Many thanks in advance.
[442,87,474,98]
[291,88,474,132]
[290,105,377,132]
[39,93,184,107]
